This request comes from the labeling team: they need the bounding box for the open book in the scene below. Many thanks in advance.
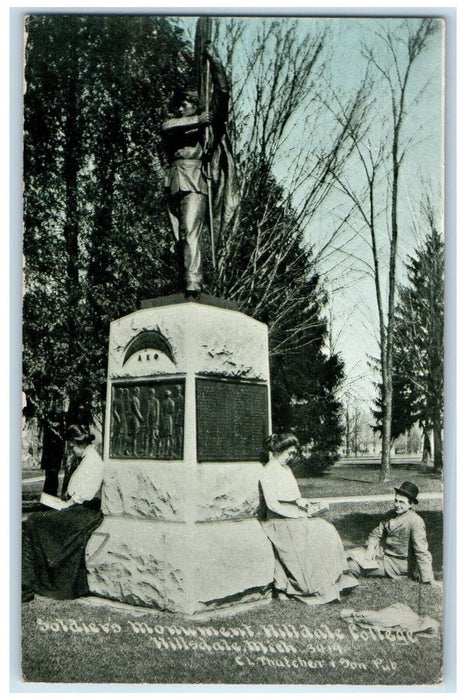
[40,492,69,510]
[348,547,380,571]
[306,500,330,517]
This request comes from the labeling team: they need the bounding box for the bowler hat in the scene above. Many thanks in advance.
[394,481,419,504]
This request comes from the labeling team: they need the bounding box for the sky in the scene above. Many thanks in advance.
[313,18,443,405]
[178,14,444,408]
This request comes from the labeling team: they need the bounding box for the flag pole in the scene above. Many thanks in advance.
[195,17,216,273]
[204,57,216,273]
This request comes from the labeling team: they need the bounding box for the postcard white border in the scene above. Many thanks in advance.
[9,3,457,697]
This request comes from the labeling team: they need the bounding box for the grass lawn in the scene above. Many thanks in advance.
[296,462,442,499]
[21,504,443,687]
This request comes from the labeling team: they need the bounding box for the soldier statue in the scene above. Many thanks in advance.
[162,34,238,298]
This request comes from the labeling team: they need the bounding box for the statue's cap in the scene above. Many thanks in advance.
[182,88,199,102]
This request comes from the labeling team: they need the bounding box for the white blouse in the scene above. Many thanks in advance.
[260,457,303,518]
[67,445,104,504]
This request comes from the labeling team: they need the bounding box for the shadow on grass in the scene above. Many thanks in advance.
[327,475,377,484]
[335,462,442,476]
[332,510,443,577]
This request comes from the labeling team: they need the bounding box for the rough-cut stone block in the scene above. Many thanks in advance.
[102,462,190,521]
[193,463,263,522]
[86,517,275,614]
[192,520,274,604]
[86,519,191,612]
[102,461,263,522]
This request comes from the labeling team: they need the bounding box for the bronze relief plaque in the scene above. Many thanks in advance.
[110,379,185,460]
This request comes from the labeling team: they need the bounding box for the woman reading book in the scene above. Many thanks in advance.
[22,425,104,603]
[259,433,358,605]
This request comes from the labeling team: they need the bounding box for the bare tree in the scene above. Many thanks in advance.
[325,19,439,482]
[343,392,370,457]
[209,19,366,355]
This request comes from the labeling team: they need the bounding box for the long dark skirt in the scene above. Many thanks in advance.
[22,503,103,600]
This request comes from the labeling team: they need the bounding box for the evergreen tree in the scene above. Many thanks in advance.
[372,227,444,471]
[216,158,345,473]
[393,229,444,470]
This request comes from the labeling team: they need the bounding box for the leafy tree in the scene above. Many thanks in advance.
[77,16,190,399]
[23,15,189,479]
[23,15,88,480]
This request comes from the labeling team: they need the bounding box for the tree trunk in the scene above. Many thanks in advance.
[380,411,392,481]
[379,133,400,484]
[422,430,432,463]
[432,417,443,472]
[345,406,350,456]
[379,355,392,482]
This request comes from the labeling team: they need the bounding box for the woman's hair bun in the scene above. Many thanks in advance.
[65,424,94,445]
[265,434,277,451]
[265,432,299,454]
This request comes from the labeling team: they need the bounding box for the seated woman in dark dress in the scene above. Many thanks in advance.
[22,425,104,603]
[260,433,358,606]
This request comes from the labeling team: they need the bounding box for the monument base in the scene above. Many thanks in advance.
[86,517,275,614]
[98,299,273,613]
[78,593,273,620]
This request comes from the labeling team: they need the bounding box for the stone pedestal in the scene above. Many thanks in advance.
[86,297,275,613]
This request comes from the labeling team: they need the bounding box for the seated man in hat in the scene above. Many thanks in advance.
[346,482,434,584]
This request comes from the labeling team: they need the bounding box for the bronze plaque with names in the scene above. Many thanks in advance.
[196,377,268,461]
